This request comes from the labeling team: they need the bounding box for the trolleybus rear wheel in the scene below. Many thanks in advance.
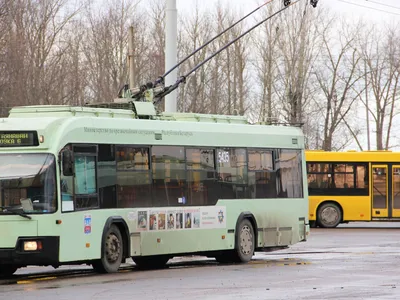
[0,265,17,277]
[317,202,341,228]
[92,224,123,273]
[215,218,255,264]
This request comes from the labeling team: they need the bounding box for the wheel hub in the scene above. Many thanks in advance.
[240,225,253,255]
[105,233,121,263]
[321,206,339,225]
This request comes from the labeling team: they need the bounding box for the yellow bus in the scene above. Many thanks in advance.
[306,150,400,228]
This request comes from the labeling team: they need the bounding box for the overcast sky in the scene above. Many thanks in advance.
[176,0,400,25]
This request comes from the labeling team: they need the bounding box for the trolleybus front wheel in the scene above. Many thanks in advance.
[0,265,18,277]
[92,224,123,273]
[317,202,342,228]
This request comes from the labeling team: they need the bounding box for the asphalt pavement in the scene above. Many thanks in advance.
[1,222,400,300]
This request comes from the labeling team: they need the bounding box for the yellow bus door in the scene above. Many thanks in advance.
[392,166,400,218]
[372,165,388,218]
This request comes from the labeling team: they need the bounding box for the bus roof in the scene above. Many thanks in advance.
[305,150,400,162]
[7,104,250,124]
[0,104,305,152]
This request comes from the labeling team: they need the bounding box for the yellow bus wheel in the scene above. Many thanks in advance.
[317,202,342,228]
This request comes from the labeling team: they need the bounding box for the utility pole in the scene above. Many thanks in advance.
[165,0,177,112]
[364,60,370,150]
[128,26,135,89]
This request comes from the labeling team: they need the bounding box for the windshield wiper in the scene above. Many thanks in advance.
[0,206,32,220]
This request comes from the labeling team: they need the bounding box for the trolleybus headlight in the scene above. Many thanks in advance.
[23,241,42,251]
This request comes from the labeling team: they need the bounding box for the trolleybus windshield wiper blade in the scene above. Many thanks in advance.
[0,206,32,220]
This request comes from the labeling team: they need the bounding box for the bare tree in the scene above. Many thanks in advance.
[361,24,400,150]
[0,0,83,115]
[147,0,166,82]
[177,2,251,116]
[206,4,230,115]
[209,3,249,115]
[83,0,137,103]
[0,0,12,116]
[275,2,320,125]
[54,19,87,106]
[252,3,281,123]
[177,2,212,113]
[25,0,82,104]
[231,20,249,115]
[313,18,365,151]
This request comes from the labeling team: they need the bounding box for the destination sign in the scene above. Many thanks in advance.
[0,131,39,147]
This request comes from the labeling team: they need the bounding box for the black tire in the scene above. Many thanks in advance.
[317,202,342,228]
[92,224,123,273]
[133,255,170,270]
[309,221,317,228]
[233,219,255,263]
[0,265,18,277]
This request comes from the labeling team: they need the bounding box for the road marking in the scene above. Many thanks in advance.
[17,276,57,284]
[249,259,311,267]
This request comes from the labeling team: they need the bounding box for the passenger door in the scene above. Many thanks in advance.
[392,166,400,218]
[372,165,388,218]
[59,144,99,262]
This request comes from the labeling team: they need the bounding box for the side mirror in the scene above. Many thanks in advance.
[61,149,73,176]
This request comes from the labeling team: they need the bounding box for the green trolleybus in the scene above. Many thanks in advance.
[0,101,309,276]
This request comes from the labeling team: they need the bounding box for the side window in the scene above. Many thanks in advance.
[74,145,98,210]
[307,162,368,196]
[276,149,303,198]
[357,164,368,188]
[217,148,247,199]
[116,146,151,208]
[333,164,355,188]
[307,163,333,192]
[61,145,74,212]
[248,149,276,198]
[74,156,97,194]
[248,149,273,171]
[186,148,219,205]
[98,144,117,208]
[152,146,186,206]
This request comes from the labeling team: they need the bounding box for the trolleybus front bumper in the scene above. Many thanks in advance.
[0,236,59,266]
